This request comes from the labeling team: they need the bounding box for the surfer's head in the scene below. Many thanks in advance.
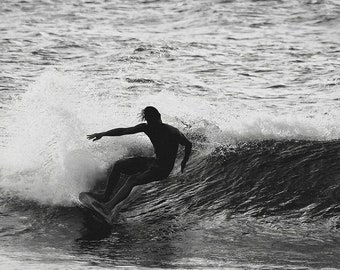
[140,106,162,124]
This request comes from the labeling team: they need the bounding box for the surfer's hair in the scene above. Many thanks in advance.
[140,106,161,122]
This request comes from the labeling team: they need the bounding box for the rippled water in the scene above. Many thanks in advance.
[1,0,340,269]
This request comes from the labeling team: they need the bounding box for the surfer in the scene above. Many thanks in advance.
[86,106,192,220]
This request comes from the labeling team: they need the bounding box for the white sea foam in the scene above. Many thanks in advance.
[0,71,107,205]
[135,90,340,143]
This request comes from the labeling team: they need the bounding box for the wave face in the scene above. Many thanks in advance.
[125,139,340,222]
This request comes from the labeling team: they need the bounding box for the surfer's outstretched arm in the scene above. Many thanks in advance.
[87,123,146,141]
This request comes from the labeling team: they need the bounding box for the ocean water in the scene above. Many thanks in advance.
[0,0,340,269]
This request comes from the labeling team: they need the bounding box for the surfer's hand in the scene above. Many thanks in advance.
[181,160,187,173]
[87,133,103,141]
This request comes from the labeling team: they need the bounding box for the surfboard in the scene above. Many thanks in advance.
[78,192,112,226]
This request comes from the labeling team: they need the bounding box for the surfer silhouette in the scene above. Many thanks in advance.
[86,106,192,220]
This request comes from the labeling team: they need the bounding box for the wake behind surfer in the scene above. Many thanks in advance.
[86,106,192,220]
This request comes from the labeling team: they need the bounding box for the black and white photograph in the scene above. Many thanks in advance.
[0,0,339,269]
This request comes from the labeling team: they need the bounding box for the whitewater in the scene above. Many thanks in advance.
[0,0,340,269]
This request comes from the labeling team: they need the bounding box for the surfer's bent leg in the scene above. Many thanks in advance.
[101,166,170,214]
[103,157,154,201]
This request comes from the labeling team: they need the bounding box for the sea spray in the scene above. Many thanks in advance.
[0,71,106,205]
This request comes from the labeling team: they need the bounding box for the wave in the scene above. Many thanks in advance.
[0,71,340,220]
[125,139,340,222]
